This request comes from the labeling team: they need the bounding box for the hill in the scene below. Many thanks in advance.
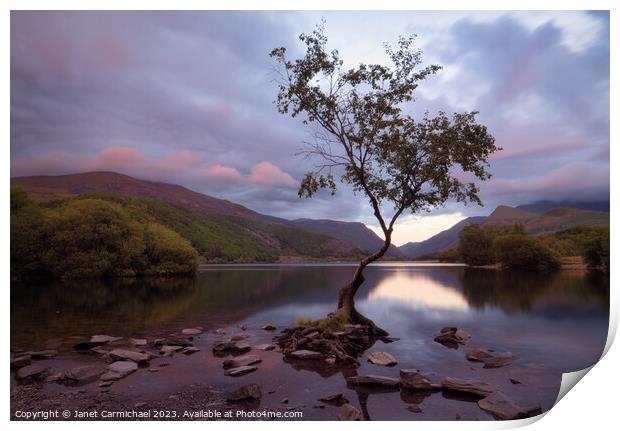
[399,217,486,259]
[398,204,609,259]
[11,172,397,260]
[517,200,609,214]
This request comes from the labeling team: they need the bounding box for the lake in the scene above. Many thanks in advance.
[11,263,609,420]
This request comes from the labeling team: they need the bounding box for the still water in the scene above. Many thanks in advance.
[12,263,609,375]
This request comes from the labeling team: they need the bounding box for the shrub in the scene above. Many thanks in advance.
[582,227,610,272]
[493,234,560,272]
[458,224,498,266]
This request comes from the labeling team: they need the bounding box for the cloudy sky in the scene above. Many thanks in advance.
[10,11,609,245]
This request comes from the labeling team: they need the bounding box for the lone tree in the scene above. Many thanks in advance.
[270,24,499,336]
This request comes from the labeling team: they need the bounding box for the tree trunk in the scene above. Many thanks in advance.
[334,233,392,337]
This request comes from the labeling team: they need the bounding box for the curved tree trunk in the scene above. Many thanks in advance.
[334,233,392,337]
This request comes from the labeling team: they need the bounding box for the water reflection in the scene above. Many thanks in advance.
[11,265,609,355]
[368,271,469,310]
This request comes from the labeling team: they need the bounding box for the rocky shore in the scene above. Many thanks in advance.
[11,322,551,421]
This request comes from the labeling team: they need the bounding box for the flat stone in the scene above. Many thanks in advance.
[225,365,258,376]
[338,403,361,421]
[262,323,277,331]
[154,336,192,348]
[231,333,250,341]
[11,355,31,369]
[98,381,114,387]
[441,377,493,397]
[61,364,106,385]
[455,330,471,342]
[254,343,275,351]
[381,336,400,343]
[26,349,58,359]
[100,361,137,381]
[223,354,262,369]
[466,348,494,362]
[226,384,262,401]
[319,393,349,406]
[478,392,528,420]
[214,328,227,335]
[400,369,440,391]
[212,340,251,353]
[367,351,398,366]
[346,374,400,387]
[16,364,49,382]
[483,353,516,369]
[91,335,123,344]
[280,397,289,404]
[182,347,200,355]
[182,328,203,335]
[90,346,109,355]
[129,338,147,346]
[160,345,184,355]
[148,368,160,373]
[109,349,150,364]
[287,349,322,360]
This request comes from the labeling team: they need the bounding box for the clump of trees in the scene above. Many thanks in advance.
[447,222,609,272]
[11,189,198,280]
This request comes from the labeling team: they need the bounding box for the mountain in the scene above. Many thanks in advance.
[11,171,396,260]
[517,200,609,214]
[398,204,609,260]
[399,216,486,259]
[291,219,404,259]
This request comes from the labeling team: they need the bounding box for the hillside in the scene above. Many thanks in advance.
[517,200,609,214]
[399,216,486,259]
[11,172,395,260]
[290,218,404,259]
[398,205,609,259]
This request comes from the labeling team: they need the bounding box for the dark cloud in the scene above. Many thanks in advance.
[10,11,610,234]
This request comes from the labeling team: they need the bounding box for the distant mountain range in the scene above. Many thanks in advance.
[11,171,404,260]
[398,203,609,259]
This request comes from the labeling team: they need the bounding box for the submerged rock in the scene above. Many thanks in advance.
[212,340,251,353]
[441,377,493,397]
[223,354,262,369]
[346,374,400,387]
[399,369,440,391]
[466,348,495,362]
[182,347,200,355]
[367,351,398,366]
[467,348,516,368]
[160,345,184,356]
[338,403,362,421]
[254,343,276,351]
[287,349,323,360]
[319,393,349,406]
[182,328,203,336]
[407,404,423,413]
[226,384,261,401]
[478,391,529,420]
[26,349,58,360]
[261,323,277,331]
[225,365,258,376]
[434,327,470,347]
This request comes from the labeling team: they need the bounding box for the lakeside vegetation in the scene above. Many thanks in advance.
[11,188,367,280]
[440,222,610,272]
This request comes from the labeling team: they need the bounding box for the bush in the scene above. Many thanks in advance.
[493,234,560,272]
[582,227,610,272]
[458,224,498,266]
[11,195,199,280]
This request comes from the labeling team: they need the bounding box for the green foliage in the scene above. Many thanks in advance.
[437,248,461,263]
[317,312,349,333]
[295,318,315,326]
[11,196,198,280]
[493,234,561,272]
[458,224,498,266]
[581,227,610,272]
[11,187,31,214]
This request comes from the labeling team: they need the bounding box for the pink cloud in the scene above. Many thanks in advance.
[249,161,297,188]
[202,164,244,185]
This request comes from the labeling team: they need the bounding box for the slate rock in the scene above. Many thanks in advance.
[227,384,262,401]
[338,403,362,421]
[223,354,262,369]
[346,374,400,387]
[367,351,398,366]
